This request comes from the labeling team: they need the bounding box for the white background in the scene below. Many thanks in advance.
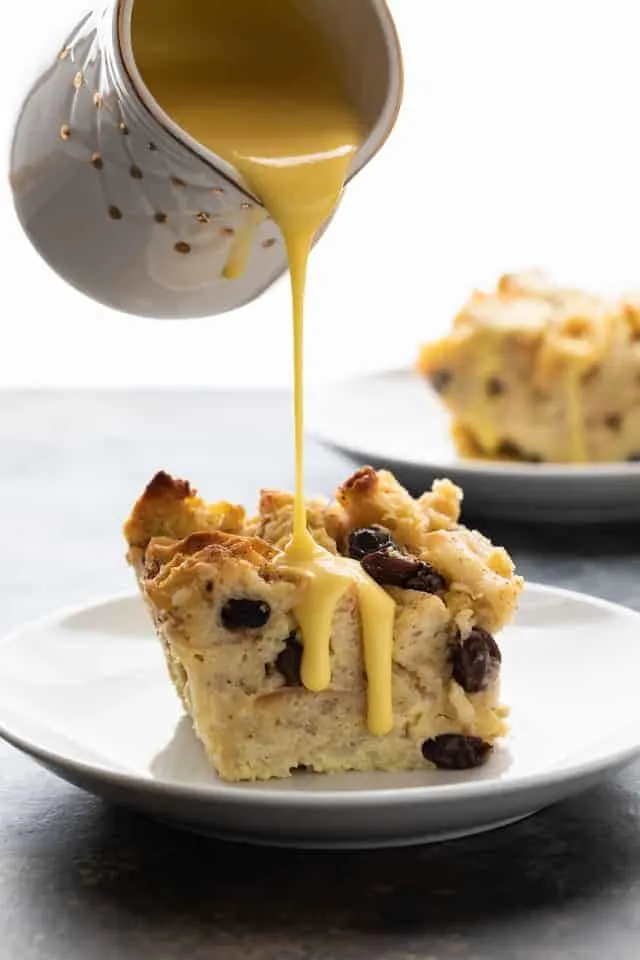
[3,0,640,388]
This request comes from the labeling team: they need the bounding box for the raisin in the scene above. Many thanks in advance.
[422,734,492,770]
[486,377,506,397]
[604,413,622,432]
[496,440,543,463]
[274,633,303,686]
[430,369,452,393]
[403,564,447,594]
[496,440,522,459]
[582,365,600,384]
[220,598,271,631]
[347,526,397,560]
[361,550,446,595]
[452,627,501,693]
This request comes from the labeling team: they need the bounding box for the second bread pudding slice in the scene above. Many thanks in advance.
[419,270,640,463]
[124,468,522,781]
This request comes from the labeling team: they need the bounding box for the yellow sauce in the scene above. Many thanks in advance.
[472,334,501,454]
[279,540,395,736]
[565,370,588,462]
[132,0,395,734]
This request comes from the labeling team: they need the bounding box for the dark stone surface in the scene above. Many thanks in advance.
[1,390,640,960]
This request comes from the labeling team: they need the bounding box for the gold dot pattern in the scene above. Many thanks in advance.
[54,42,274,273]
[52,31,263,271]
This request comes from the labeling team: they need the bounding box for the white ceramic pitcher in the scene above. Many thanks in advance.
[10,0,403,319]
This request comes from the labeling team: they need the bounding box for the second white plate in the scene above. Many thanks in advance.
[308,369,640,522]
[0,585,639,848]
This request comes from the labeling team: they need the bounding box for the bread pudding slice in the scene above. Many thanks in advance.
[419,270,640,463]
[124,469,522,781]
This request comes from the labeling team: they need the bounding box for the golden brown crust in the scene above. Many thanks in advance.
[124,471,196,549]
[124,470,246,554]
[338,468,432,551]
[143,470,194,502]
[145,530,278,576]
[125,469,520,633]
[339,466,378,498]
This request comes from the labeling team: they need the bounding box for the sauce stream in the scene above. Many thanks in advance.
[133,0,394,735]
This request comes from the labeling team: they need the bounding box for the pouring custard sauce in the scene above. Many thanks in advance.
[132,0,396,735]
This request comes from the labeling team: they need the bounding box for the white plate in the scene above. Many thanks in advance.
[308,369,640,522]
[0,587,639,849]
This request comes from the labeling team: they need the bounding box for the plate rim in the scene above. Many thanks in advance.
[308,368,640,481]
[1,585,639,810]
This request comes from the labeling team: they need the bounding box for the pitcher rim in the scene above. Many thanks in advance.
[115,0,403,196]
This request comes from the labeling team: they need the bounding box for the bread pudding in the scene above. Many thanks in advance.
[124,468,522,781]
[419,270,640,463]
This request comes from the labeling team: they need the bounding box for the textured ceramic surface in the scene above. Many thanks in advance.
[10,0,402,319]
[308,369,640,523]
[1,584,639,849]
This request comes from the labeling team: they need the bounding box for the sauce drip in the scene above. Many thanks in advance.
[132,0,395,735]
[565,371,587,462]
